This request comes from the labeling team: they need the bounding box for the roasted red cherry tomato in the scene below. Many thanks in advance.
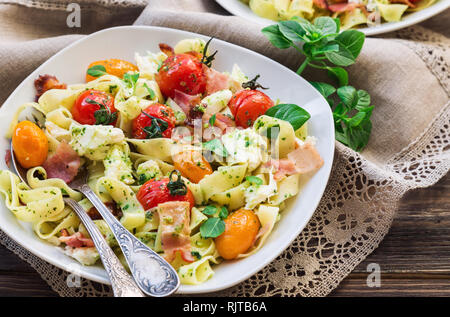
[71,89,117,125]
[132,103,176,139]
[137,171,195,210]
[155,54,207,99]
[228,90,274,128]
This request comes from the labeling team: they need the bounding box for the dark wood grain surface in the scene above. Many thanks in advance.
[0,174,448,297]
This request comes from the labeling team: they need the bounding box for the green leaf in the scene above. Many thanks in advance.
[356,90,371,108]
[86,65,107,77]
[278,20,308,42]
[246,176,263,186]
[310,82,336,98]
[337,86,357,108]
[203,139,228,157]
[336,30,365,59]
[144,83,155,100]
[311,43,339,56]
[314,17,338,35]
[200,217,225,238]
[219,206,228,220]
[202,205,217,216]
[342,119,372,152]
[324,45,355,66]
[261,24,292,49]
[123,72,139,88]
[209,114,216,126]
[265,103,311,130]
[326,67,348,86]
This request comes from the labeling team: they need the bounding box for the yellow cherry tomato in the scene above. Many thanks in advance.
[12,121,48,168]
[173,150,213,184]
[215,208,261,260]
[86,59,138,82]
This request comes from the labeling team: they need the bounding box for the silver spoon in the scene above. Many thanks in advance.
[11,109,180,297]
[10,143,145,297]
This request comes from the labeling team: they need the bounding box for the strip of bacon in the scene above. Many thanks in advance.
[287,142,324,174]
[313,0,329,9]
[59,230,94,248]
[390,0,416,7]
[204,66,230,96]
[159,43,175,57]
[328,2,369,14]
[4,149,11,168]
[158,201,194,263]
[263,158,300,181]
[42,141,80,184]
[173,89,202,115]
[34,74,67,101]
[87,201,123,220]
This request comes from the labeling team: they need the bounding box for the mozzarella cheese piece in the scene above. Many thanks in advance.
[69,123,125,161]
[222,128,268,172]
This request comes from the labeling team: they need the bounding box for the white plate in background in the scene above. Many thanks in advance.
[216,0,450,36]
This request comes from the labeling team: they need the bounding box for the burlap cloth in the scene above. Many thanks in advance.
[0,0,449,297]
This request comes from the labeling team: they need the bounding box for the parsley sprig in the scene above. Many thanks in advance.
[141,111,169,139]
[85,98,117,125]
[262,17,374,151]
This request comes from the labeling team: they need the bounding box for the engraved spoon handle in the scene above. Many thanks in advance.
[63,198,144,297]
[78,184,180,297]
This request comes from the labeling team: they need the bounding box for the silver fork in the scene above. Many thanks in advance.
[10,143,145,297]
[69,169,180,297]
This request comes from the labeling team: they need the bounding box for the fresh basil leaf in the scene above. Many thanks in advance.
[326,66,348,86]
[343,119,372,152]
[311,43,339,56]
[324,44,355,66]
[202,205,217,216]
[333,18,341,33]
[347,111,368,127]
[200,217,225,238]
[246,176,263,186]
[87,65,107,77]
[356,89,371,108]
[203,139,228,157]
[337,86,357,108]
[278,20,308,42]
[336,30,365,59]
[265,103,311,130]
[310,82,336,98]
[144,83,155,100]
[218,206,228,220]
[123,72,139,88]
[191,251,202,260]
[209,114,216,126]
[261,24,292,49]
[314,17,338,35]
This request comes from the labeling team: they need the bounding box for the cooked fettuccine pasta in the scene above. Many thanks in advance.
[244,0,438,29]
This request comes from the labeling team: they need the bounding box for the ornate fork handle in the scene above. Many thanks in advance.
[79,185,180,297]
[63,198,144,297]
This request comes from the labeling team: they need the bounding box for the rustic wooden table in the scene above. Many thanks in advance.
[0,174,448,297]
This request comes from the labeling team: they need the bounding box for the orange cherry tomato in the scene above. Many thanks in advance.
[12,121,48,169]
[172,150,213,184]
[215,208,261,260]
[86,59,138,82]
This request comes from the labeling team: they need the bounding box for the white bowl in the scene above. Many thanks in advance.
[216,0,450,36]
[0,26,334,294]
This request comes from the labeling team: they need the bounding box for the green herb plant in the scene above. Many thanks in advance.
[262,16,374,151]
